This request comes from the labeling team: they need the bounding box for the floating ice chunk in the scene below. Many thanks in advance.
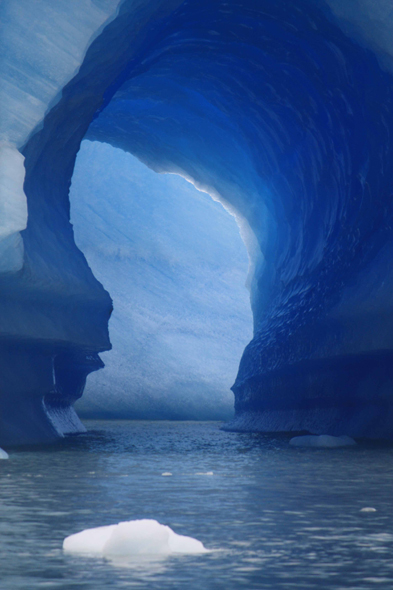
[360,507,377,513]
[0,447,9,459]
[63,524,116,554]
[289,435,356,448]
[161,472,172,476]
[63,519,208,557]
[195,472,214,476]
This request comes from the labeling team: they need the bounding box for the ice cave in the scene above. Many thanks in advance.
[1,0,393,445]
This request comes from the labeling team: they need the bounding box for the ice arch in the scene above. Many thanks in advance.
[70,141,252,420]
[1,0,393,444]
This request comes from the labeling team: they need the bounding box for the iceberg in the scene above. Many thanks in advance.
[63,519,208,557]
[1,0,393,443]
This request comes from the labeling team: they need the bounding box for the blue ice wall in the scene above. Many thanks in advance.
[85,0,393,436]
[70,141,252,420]
[1,0,393,443]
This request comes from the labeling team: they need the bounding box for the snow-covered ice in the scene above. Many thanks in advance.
[63,519,208,557]
[289,435,356,448]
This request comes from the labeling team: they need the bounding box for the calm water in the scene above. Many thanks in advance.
[1,420,393,589]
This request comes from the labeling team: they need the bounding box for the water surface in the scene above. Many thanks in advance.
[1,421,393,589]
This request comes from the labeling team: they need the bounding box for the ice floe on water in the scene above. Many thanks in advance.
[289,435,356,448]
[0,448,9,459]
[360,507,377,513]
[63,519,208,558]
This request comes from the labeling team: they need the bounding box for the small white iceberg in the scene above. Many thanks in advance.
[0,447,9,459]
[63,519,208,558]
[289,435,356,448]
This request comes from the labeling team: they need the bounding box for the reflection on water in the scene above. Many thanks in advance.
[1,421,393,589]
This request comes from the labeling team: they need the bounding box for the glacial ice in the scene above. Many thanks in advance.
[0,142,27,272]
[289,435,356,448]
[71,141,252,420]
[63,519,208,557]
[0,448,9,460]
[0,0,121,276]
[0,143,27,238]
[0,0,121,148]
[1,0,393,443]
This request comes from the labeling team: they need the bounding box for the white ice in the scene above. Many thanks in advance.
[63,519,208,558]
[0,142,27,239]
[0,447,9,459]
[289,435,356,448]
[0,142,27,272]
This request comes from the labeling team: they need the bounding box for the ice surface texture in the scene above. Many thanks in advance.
[0,0,121,279]
[1,0,393,443]
[63,519,208,558]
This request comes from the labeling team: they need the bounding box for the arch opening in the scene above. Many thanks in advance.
[70,140,253,420]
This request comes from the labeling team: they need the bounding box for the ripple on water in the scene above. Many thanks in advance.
[1,421,393,589]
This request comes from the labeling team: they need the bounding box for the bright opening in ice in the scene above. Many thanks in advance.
[70,140,252,420]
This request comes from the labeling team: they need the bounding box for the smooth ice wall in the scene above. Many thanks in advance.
[71,141,252,420]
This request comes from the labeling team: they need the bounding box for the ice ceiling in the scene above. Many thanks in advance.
[1,0,393,444]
